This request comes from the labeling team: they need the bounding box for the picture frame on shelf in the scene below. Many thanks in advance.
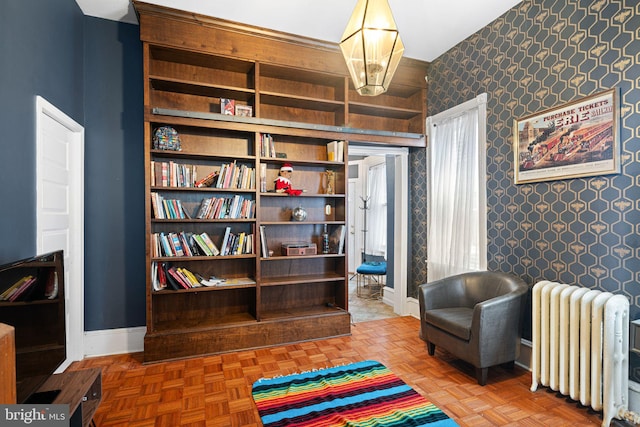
[235,104,253,117]
[513,88,619,184]
[221,98,235,115]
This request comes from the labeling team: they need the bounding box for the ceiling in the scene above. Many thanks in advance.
[75,0,521,62]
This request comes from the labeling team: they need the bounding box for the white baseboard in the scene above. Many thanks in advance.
[517,339,532,369]
[83,326,145,358]
[629,381,640,413]
[382,286,394,306]
[406,296,420,319]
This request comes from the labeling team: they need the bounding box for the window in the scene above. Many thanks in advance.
[426,94,487,281]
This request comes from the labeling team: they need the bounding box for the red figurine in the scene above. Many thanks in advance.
[274,163,303,196]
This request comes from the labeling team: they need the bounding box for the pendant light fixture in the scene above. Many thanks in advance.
[340,0,404,96]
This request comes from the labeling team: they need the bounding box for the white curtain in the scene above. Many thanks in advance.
[367,162,387,257]
[427,94,487,282]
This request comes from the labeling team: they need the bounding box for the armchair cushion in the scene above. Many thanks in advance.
[423,307,472,341]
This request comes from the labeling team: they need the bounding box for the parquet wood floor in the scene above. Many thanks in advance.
[69,316,605,426]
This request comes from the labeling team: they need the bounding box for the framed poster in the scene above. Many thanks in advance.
[513,88,619,184]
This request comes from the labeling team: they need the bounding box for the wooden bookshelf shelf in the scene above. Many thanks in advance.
[259,306,346,321]
[260,272,345,286]
[150,77,256,102]
[260,92,344,112]
[153,312,258,333]
[349,102,423,120]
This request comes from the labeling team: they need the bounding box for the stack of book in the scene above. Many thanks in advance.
[195,195,255,220]
[152,231,219,258]
[151,160,197,187]
[215,161,255,189]
[152,261,256,291]
[151,193,190,219]
[327,140,345,162]
[152,262,202,290]
[0,275,38,301]
[219,227,254,256]
[260,133,276,158]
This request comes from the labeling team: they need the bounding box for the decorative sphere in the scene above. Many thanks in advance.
[292,206,307,222]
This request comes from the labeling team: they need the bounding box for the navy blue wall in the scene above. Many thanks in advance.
[83,17,145,330]
[0,0,84,261]
[0,1,145,331]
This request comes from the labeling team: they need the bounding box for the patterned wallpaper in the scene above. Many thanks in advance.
[410,0,640,377]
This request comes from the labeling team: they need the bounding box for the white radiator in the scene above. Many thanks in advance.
[530,280,629,427]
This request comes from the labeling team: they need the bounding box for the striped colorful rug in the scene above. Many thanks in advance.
[252,360,459,427]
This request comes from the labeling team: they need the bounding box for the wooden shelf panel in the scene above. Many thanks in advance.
[349,102,422,120]
[151,187,256,194]
[260,272,345,286]
[0,299,60,307]
[152,312,257,333]
[260,92,343,112]
[152,108,425,143]
[259,306,347,321]
[152,282,256,294]
[149,45,255,89]
[260,221,344,226]
[259,63,345,94]
[150,76,255,102]
[259,157,343,167]
[151,149,255,162]
[151,254,256,261]
[259,193,344,199]
[152,218,256,224]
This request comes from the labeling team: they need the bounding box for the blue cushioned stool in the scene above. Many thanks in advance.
[356,261,386,299]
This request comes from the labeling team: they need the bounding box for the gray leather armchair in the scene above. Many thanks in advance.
[418,271,528,385]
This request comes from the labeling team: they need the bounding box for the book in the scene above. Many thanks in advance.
[179,268,201,287]
[217,277,256,286]
[337,140,344,162]
[200,232,220,256]
[0,276,32,300]
[166,266,190,289]
[7,276,37,302]
[156,262,167,289]
[199,275,226,287]
[195,171,218,188]
[161,264,182,290]
[170,233,185,257]
[44,270,58,299]
[192,234,213,256]
[327,141,337,161]
[260,225,269,258]
[327,140,345,162]
[329,225,347,254]
[151,262,163,291]
[220,227,232,256]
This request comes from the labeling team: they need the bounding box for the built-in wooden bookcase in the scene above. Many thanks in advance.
[136,0,427,362]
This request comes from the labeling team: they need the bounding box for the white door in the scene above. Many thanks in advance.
[36,96,85,368]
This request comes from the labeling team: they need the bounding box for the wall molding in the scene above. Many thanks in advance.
[84,327,145,358]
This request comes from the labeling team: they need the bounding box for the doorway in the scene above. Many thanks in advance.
[36,96,85,369]
[348,144,408,318]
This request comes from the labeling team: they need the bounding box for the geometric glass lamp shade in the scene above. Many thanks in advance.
[340,0,404,96]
